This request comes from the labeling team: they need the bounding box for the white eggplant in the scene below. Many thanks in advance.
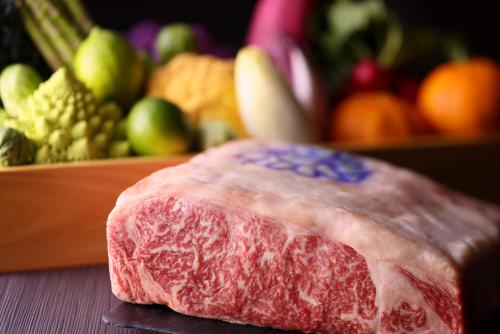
[235,46,312,143]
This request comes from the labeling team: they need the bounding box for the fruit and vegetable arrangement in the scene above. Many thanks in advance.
[1,0,499,167]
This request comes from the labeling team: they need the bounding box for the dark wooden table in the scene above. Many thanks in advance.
[0,265,142,334]
[1,265,499,333]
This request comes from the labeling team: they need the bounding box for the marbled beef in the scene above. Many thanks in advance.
[107,140,500,334]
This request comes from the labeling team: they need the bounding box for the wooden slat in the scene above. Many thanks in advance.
[0,265,142,334]
[0,156,189,272]
[0,265,498,333]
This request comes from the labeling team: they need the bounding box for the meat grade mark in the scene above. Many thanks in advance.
[234,144,372,183]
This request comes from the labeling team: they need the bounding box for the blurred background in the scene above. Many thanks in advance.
[3,0,500,279]
[1,0,500,175]
[84,0,500,58]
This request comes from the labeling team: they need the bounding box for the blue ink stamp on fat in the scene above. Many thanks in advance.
[235,144,372,184]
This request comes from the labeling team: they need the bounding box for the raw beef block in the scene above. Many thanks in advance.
[107,140,500,334]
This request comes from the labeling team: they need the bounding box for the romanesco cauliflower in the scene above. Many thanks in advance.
[5,68,130,163]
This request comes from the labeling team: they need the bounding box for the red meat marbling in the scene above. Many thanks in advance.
[107,140,500,334]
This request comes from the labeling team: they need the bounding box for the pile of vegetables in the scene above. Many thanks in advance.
[0,0,242,167]
[244,0,500,144]
[0,0,139,166]
[1,0,499,167]
[313,0,467,83]
[147,53,247,138]
[1,66,129,164]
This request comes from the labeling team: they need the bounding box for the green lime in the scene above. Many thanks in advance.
[155,23,198,64]
[127,98,192,156]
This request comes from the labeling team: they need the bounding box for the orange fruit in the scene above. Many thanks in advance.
[418,58,500,137]
[330,92,415,144]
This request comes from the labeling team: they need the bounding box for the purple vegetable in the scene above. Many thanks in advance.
[191,24,212,52]
[126,20,163,62]
[127,21,236,62]
[192,24,236,58]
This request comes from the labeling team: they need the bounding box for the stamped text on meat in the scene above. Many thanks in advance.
[107,140,500,334]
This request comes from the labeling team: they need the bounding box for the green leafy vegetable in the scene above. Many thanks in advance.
[327,0,387,45]
[0,126,34,166]
[319,0,402,68]
[313,0,470,88]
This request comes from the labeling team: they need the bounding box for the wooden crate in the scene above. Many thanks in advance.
[1,137,500,273]
[0,156,189,273]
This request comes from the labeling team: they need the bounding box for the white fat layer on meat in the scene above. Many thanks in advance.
[298,288,319,306]
[171,200,182,212]
[107,140,500,333]
[257,251,275,266]
[168,285,184,310]
[136,262,167,304]
[364,258,451,334]
[116,140,500,283]
[125,215,137,242]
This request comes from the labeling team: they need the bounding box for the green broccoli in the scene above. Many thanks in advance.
[0,127,34,166]
[6,67,130,164]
